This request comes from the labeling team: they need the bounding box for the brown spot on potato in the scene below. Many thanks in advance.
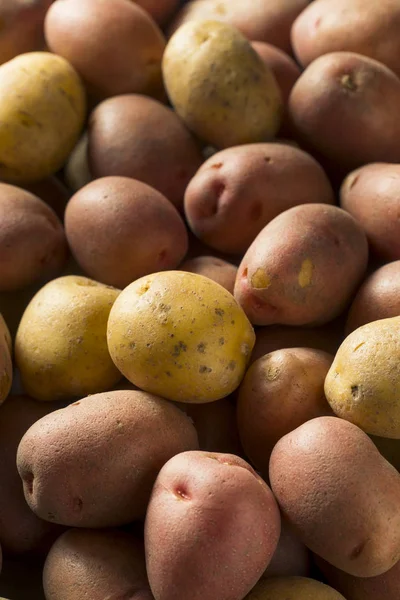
[137,282,151,295]
[351,385,362,402]
[350,540,367,560]
[341,73,358,92]
[227,360,236,371]
[353,342,365,352]
[197,343,206,353]
[241,343,250,357]
[348,174,360,190]
[199,365,212,374]
[215,308,225,317]
[211,162,223,169]
[172,341,187,357]
[73,497,83,512]
[25,472,34,495]
[219,337,225,345]
[264,156,272,163]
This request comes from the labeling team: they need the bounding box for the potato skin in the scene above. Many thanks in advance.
[43,529,154,600]
[0,0,51,65]
[245,576,346,599]
[269,416,400,577]
[252,43,301,103]
[65,177,188,288]
[135,0,180,26]
[234,204,368,326]
[237,348,333,474]
[289,52,400,171]
[262,519,311,579]
[145,451,281,600]
[184,143,334,255]
[325,316,400,438]
[179,256,237,295]
[88,94,203,209]
[0,316,12,405]
[45,0,166,99]
[292,0,400,76]
[17,390,199,527]
[64,133,92,193]
[22,177,71,222]
[341,164,400,262]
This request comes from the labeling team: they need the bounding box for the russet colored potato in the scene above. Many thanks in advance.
[245,576,346,599]
[135,0,180,26]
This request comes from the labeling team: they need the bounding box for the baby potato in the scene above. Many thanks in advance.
[263,519,311,579]
[88,94,203,209]
[234,204,368,326]
[17,390,199,527]
[289,52,400,171]
[184,143,334,254]
[269,416,400,577]
[65,177,188,289]
[246,576,346,599]
[45,0,166,99]
[0,52,86,184]
[0,0,51,65]
[325,316,400,439]
[145,451,281,600]
[179,256,237,295]
[107,271,255,403]
[15,275,121,402]
[0,316,12,405]
[43,529,153,600]
[346,261,400,333]
[292,0,400,77]
[237,348,333,474]
[135,0,180,26]
[341,163,400,262]
[64,133,92,193]
[0,184,68,292]
[163,20,283,149]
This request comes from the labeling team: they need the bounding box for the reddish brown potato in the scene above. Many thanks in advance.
[44,529,154,600]
[252,42,302,103]
[370,435,400,473]
[88,94,203,209]
[234,204,368,326]
[65,177,188,289]
[292,0,400,77]
[289,52,400,171]
[0,0,51,65]
[263,518,311,579]
[341,164,400,262]
[0,183,68,292]
[135,0,180,26]
[237,348,333,474]
[179,256,237,294]
[270,417,400,577]
[145,451,281,600]
[23,177,71,221]
[184,144,334,255]
[346,261,400,333]
[45,0,166,99]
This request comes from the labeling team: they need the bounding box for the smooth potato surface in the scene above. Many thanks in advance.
[179,256,237,295]
[0,316,12,405]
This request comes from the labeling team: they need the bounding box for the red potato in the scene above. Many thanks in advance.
[252,42,301,103]
[184,143,334,255]
[145,451,281,600]
[134,0,180,26]
[263,518,311,579]
[0,0,51,65]
[179,256,237,295]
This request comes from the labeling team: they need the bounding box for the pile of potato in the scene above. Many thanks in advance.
[1,0,400,599]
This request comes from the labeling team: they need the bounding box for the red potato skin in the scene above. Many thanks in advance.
[179,256,237,295]
[134,0,180,26]
[145,451,281,600]
[263,517,311,579]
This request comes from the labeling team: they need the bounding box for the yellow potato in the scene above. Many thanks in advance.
[107,271,255,403]
[246,576,346,599]
[0,314,12,404]
[15,276,121,402]
[0,52,86,184]
[162,20,282,149]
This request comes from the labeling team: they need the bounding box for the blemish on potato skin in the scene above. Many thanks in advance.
[199,365,212,374]
[219,337,225,346]
[172,341,187,357]
[353,342,365,352]
[227,360,236,371]
[197,342,206,353]
[298,259,314,288]
[251,268,271,289]
[215,308,225,317]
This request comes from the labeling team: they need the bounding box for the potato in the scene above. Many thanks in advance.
[17,389,199,527]
[263,518,311,579]
[135,0,180,26]
[237,348,333,474]
[45,0,166,99]
[292,0,400,77]
[0,0,51,65]
[289,52,400,171]
[245,576,346,599]
[145,451,281,600]
[22,177,71,222]
[64,133,92,194]
[370,435,400,472]
[0,315,11,355]
[179,256,237,295]
[341,163,400,262]
[43,529,153,600]
[169,0,310,54]
[65,177,188,289]
[0,52,85,185]
[0,184,68,292]
[346,261,400,333]
[0,395,64,556]
[252,42,301,103]
[325,316,400,438]
[184,143,334,254]
[163,20,283,149]
[0,316,12,405]
[15,275,121,402]
[87,94,203,209]
[234,204,368,326]
[107,271,255,403]
[269,416,400,577]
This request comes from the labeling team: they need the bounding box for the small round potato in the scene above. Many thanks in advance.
[184,143,334,254]
[107,271,255,403]
[65,177,188,289]
[179,256,237,295]
[246,576,346,599]
[0,184,68,292]
[88,94,203,209]
[0,0,51,65]
[0,315,12,405]
[17,390,199,527]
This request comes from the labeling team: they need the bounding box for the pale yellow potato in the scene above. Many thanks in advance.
[245,576,346,599]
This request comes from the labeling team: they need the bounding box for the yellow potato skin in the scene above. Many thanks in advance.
[0,51,86,184]
[107,271,255,403]
[162,20,282,149]
[246,576,346,599]
[325,316,400,438]
[0,314,12,404]
[15,276,121,402]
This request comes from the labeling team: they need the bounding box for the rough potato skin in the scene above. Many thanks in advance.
[234,204,368,326]
[17,390,199,527]
[325,316,400,438]
[269,416,400,577]
[245,576,346,599]
[43,529,154,600]
[179,256,237,294]
[145,451,281,600]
